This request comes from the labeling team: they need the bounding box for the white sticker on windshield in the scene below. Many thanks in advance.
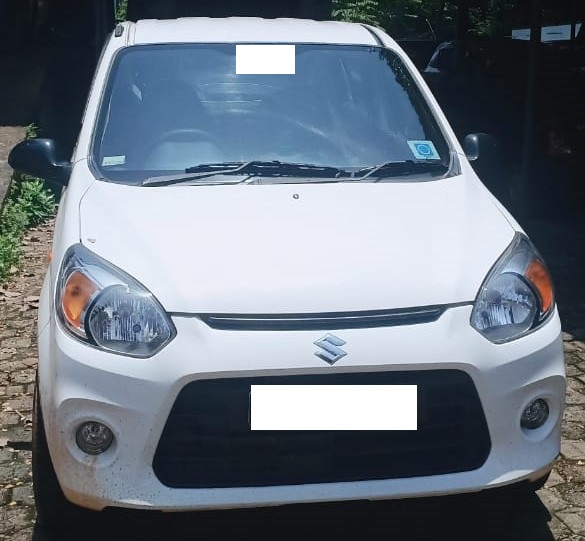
[102,155,126,166]
[407,141,440,160]
[236,44,295,74]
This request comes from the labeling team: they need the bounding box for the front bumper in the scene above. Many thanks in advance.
[38,304,565,511]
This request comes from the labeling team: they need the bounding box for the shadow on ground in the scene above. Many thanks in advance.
[31,491,554,541]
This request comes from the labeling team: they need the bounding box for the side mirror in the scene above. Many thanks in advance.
[463,133,499,165]
[8,138,71,186]
[464,133,506,198]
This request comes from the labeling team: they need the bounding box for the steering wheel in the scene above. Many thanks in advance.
[143,128,222,152]
[225,109,345,160]
[138,128,224,170]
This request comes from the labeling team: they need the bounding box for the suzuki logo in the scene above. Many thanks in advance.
[314,334,347,365]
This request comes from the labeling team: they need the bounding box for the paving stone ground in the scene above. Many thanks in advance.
[0,218,52,540]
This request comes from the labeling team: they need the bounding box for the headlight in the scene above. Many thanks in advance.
[470,233,555,343]
[56,244,176,357]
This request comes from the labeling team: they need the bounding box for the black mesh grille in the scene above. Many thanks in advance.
[153,370,491,488]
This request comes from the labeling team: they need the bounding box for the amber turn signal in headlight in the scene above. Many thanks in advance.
[61,271,98,331]
[525,259,554,314]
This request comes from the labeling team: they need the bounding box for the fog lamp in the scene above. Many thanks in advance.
[520,399,549,430]
[75,421,114,455]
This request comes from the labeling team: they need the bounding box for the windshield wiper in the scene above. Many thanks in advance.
[142,159,449,186]
[357,160,449,181]
[142,161,350,187]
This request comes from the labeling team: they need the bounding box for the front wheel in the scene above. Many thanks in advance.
[490,470,552,503]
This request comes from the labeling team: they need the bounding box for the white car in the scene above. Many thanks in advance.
[9,17,565,525]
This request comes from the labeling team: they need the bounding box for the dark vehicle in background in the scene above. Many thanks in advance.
[421,39,514,200]
[421,24,585,211]
[543,27,585,161]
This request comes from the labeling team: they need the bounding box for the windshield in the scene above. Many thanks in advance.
[92,43,453,184]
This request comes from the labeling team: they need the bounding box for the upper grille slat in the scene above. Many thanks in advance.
[197,306,447,331]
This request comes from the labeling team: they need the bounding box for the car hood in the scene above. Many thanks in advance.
[79,175,515,313]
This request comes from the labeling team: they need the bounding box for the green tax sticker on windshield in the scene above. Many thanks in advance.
[102,155,126,166]
[407,141,440,160]
[236,45,295,74]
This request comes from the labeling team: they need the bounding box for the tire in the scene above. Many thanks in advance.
[32,378,94,528]
[493,471,551,502]
[512,471,551,494]
[525,471,551,492]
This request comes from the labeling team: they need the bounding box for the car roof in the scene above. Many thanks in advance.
[131,17,380,46]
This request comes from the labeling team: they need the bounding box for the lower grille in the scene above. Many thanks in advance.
[153,370,491,488]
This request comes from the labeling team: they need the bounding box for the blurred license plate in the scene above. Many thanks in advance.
[250,385,417,431]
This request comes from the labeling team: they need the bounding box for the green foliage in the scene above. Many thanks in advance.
[333,0,457,38]
[0,234,21,281]
[0,175,55,284]
[0,185,27,283]
[15,177,56,227]
[24,123,40,139]
[1,180,30,235]
[333,0,508,40]
[115,0,128,23]
[469,0,515,37]
[384,0,454,40]
[333,0,384,26]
